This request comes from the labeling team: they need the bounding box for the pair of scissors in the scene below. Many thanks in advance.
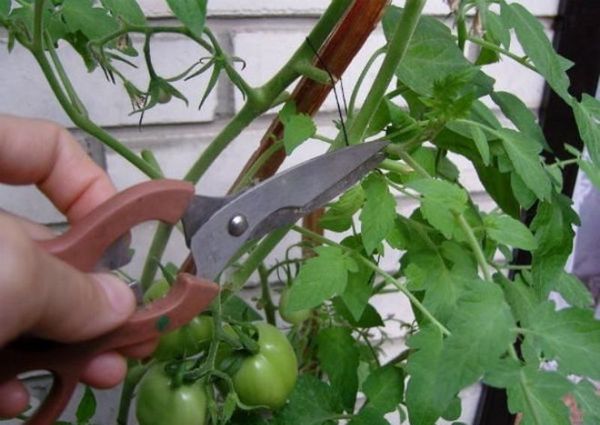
[0,141,387,425]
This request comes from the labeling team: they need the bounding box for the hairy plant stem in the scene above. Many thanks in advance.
[457,213,493,282]
[292,225,451,336]
[116,361,149,425]
[31,0,160,179]
[335,0,426,147]
[258,263,277,325]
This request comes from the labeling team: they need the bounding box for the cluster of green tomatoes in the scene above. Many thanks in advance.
[135,280,310,425]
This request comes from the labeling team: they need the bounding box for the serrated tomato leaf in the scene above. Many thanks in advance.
[101,0,146,26]
[408,179,468,239]
[362,365,405,414]
[287,246,355,311]
[167,0,207,39]
[527,303,600,380]
[499,128,552,201]
[273,375,343,425]
[501,2,571,103]
[317,327,360,411]
[484,213,537,250]
[360,173,396,254]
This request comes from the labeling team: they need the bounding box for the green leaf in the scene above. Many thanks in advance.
[573,380,600,425]
[382,6,475,96]
[349,407,390,425]
[527,303,600,380]
[475,164,520,218]
[484,213,537,250]
[491,91,549,151]
[501,2,571,103]
[334,299,384,328]
[166,0,207,39]
[76,386,97,424]
[362,365,405,414]
[100,0,146,25]
[360,173,396,254]
[405,326,446,425]
[288,246,354,311]
[510,172,537,210]
[0,0,9,20]
[530,199,576,292]
[62,0,119,42]
[497,273,539,326]
[468,121,490,165]
[485,364,573,425]
[320,185,365,232]
[339,262,373,321]
[554,272,593,308]
[435,282,515,407]
[485,10,510,49]
[317,327,360,411]
[281,112,316,155]
[573,99,600,168]
[273,375,342,425]
[408,179,468,239]
[582,93,600,116]
[499,128,552,201]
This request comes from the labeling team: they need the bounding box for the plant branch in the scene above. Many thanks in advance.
[468,36,539,73]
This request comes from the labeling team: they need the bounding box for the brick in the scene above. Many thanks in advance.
[139,0,559,17]
[0,34,217,128]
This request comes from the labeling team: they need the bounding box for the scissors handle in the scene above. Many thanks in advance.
[0,180,220,425]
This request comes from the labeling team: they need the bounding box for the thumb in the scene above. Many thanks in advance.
[0,216,136,345]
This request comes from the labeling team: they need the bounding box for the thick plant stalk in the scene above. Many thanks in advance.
[231,0,390,186]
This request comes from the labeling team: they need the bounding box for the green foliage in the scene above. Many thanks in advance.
[484,212,537,250]
[76,387,97,425]
[359,173,396,254]
[287,246,357,311]
[317,327,360,411]
[279,102,317,154]
[166,0,207,39]
[2,0,599,424]
[500,2,572,103]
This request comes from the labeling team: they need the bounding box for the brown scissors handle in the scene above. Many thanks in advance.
[0,179,220,425]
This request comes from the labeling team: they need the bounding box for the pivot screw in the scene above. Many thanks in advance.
[228,214,248,236]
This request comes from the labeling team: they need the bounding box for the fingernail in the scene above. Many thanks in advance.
[94,273,136,318]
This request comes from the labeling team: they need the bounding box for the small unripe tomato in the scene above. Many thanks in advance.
[278,287,311,325]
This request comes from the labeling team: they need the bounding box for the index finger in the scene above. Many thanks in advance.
[0,115,116,222]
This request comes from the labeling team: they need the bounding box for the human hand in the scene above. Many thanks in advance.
[0,115,153,418]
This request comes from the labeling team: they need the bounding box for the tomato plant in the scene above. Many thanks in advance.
[2,0,600,424]
[136,363,207,425]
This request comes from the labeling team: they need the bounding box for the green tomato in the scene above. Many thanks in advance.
[153,315,214,360]
[232,322,298,409]
[145,279,214,360]
[136,363,207,425]
[278,287,311,325]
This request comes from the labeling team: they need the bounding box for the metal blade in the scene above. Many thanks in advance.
[184,141,388,281]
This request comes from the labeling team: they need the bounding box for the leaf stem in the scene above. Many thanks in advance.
[456,213,493,282]
[258,263,277,325]
[292,225,451,336]
[468,36,539,74]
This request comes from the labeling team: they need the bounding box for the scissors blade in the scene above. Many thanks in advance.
[183,141,387,281]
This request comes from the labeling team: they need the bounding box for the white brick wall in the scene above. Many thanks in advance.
[0,2,559,423]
